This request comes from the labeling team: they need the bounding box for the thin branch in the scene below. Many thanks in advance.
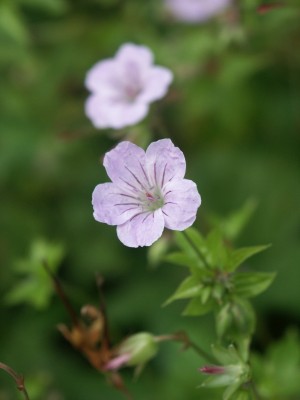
[0,362,30,400]
[43,260,80,327]
[155,331,217,364]
[95,273,111,351]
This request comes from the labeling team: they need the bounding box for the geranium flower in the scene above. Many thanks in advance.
[165,0,232,23]
[92,139,201,247]
[85,43,173,129]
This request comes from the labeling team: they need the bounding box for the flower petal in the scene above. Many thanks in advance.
[117,209,165,247]
[116,43,153,69]
[145,139,186,188]
[85,95,148,129]
[162,179,201,230]
[103,141,150,192]
[138,66,173,103]
[92,183,141,226]
[104,354,131,371]
[165,0,231,23]
[85,60,120,96]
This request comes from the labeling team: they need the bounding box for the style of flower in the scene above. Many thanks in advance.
[92,139,201,248]
[165,0,232,23]
[85,43,173,129]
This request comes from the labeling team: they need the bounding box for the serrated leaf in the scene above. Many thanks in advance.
[227,244,271,272]
[182,297,214,316]
[163,276,203,306]
[231,272,276,298]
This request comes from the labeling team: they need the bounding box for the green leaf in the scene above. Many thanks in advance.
[5,239,65,309]
[206,229,229,270]
[231,272,276,298]
[208,199,257,242]
[227,244,271,272]
[174,229,208,268]
[251,330,300,397]
[163,276,203,306]
[182,297,214,316]
[19,0,69,16]
[164,252,200,270]
[0,3,29,45]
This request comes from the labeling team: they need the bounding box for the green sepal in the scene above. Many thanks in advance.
[227,244,271,272]
[223,381,243,400]
[230,389,251,400]
[211,344,242,367]
[231,271,276,298]
[216,303,233,338]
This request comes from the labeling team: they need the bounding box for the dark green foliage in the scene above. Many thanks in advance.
[1,0,300,399]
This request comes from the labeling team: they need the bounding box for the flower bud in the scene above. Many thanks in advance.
[119,332,159,366]
[105,332,159,371]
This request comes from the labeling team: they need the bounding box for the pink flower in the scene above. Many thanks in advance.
[165,0,232,23]
[92,139,201,248]
[85,43,173,129]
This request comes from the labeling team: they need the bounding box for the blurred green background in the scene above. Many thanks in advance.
[1,0,300,399]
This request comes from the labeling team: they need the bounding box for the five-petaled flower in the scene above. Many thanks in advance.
[85,43,173,129]
[92,139,201,247]
[165,0,232,23]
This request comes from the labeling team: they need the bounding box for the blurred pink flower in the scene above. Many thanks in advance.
[85,43,173,129]
[92,139,201,247]
[165,0,232,23]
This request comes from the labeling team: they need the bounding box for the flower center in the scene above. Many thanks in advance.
[141,188,164,212]
[123,85,142,102]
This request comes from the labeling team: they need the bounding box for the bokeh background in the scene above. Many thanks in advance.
[1,0,300,399]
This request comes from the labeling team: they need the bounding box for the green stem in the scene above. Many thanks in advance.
[155,332,217,364]
[188,341,218,364]
[181,230,210,269]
